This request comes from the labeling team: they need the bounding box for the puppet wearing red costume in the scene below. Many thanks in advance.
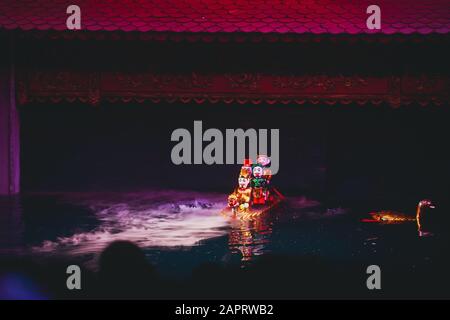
[257,154,272,202]
[228,175,252,213]
[251,164,267,205]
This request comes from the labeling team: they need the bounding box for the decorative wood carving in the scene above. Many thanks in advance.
[17,71,449,107]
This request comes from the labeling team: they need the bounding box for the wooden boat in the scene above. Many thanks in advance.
[221,188,285,220]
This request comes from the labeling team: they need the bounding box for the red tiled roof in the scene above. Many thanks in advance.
[0,0,449,36]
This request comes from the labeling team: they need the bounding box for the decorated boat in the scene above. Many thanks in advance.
[221,155,284,220]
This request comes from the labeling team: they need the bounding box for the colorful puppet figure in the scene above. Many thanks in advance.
[226,156,282,217]
[228,175,252,213]
[251,164,267,205]
[257,154,272,201]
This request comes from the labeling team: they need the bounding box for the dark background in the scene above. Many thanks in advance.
[19,102,326,194]
[20,102,450,207]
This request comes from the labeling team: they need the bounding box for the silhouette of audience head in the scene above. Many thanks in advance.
[98,240,156,298]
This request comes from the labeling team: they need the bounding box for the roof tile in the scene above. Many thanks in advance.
[0,0,448,36]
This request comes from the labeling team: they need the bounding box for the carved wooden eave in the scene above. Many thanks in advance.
[17,71,450,108]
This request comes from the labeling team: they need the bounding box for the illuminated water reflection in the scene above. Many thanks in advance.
[31,191,229,260]
[228,214,273,262]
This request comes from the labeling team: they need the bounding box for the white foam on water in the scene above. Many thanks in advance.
[32,190,230,258]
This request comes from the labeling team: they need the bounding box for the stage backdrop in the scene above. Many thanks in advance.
[19,102,327,195]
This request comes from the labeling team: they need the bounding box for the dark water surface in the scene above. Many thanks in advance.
[1,190,449,298]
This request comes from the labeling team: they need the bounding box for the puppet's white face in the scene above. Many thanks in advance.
[238,177,250,188]
[253,166,263,178]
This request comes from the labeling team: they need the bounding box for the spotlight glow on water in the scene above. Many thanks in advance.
[33,191,229,257]
[27,191,349,269]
